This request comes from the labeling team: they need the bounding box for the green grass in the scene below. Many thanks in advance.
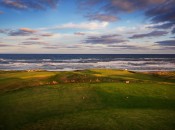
[0,69,175,130]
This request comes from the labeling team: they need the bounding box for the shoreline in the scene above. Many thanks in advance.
[1,54,174,72]
[0,68,175,72]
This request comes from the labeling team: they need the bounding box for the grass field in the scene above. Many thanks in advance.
[0,69,175,130]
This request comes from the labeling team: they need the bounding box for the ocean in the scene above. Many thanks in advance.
[0,54,175,71]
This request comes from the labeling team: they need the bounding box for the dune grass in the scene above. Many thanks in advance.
[0,69,175,130]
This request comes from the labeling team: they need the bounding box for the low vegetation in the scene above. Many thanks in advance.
[0,69,175,130]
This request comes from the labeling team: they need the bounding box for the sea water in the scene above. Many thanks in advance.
[0,54,174,71]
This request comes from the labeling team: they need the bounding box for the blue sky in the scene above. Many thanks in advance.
[0,0,174,54]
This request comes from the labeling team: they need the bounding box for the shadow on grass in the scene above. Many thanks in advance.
[97,91,175,109]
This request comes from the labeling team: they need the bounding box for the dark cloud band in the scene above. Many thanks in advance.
[84,34,126,44]
[156,40,175,46]
[129,31,168,39]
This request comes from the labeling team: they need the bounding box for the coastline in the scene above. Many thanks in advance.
[1,54,175,72]
[0,68,175,72]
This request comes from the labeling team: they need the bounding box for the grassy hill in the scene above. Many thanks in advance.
[0,69,175,130]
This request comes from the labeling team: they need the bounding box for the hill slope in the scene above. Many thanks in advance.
[0,69,175,130]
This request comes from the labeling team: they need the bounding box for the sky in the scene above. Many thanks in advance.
[0,0,175,54]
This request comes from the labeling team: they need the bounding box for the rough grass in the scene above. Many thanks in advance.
[0,69,175,130]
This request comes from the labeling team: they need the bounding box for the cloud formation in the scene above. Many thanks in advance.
[0,29,9,34]
[107,44,147,50]
[0,28,54,37]
[79,0,166,13]
[1,0,27,9]
[27,38,40,40]
[22,41,48,45]
[8,28,37,36]
[85,14,118,22]
[145,0,175,27]
[41,33,53,37]
[43,46,58,49]
[0,0,60,10]
[84,34,126,44]
[78,0,174,44]
[156,40,175,46]
[172,28,175,34]
[129,31,168,39]
[74,32,85,36]
[149,22,175,29]
[41,21,109,30]
[42,44,82,49]
[78,0,167,23]
[0,44,10,47]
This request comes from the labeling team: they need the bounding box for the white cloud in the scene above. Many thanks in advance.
[40,21,109,30]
